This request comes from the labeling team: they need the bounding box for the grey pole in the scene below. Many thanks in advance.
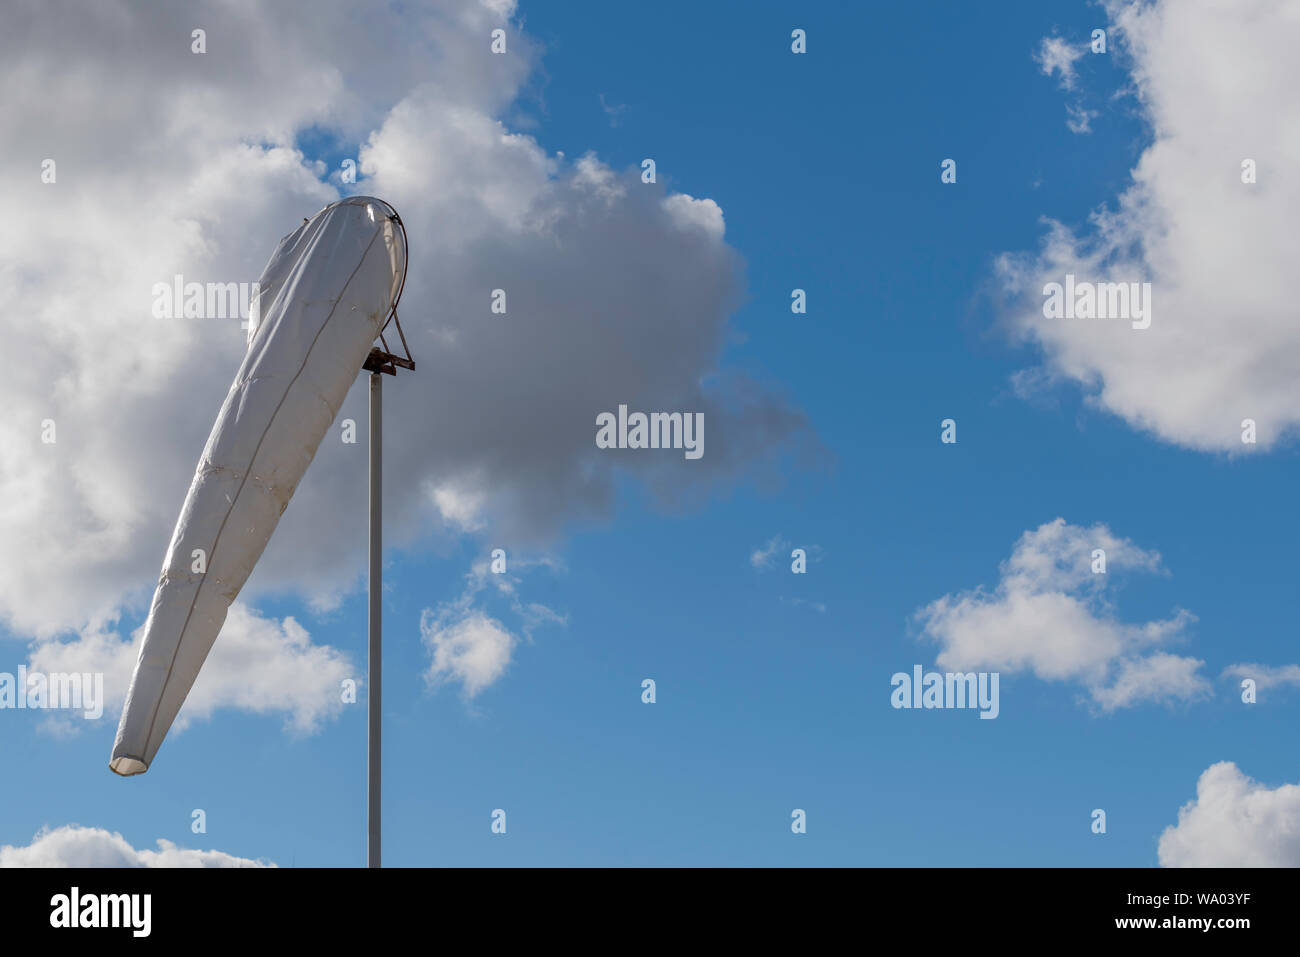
[368,370,382,868]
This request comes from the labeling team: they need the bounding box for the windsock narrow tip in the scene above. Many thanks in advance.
[109,755,150,777]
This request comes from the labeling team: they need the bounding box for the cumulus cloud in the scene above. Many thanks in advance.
[999,0,1300,450]
[1089,652,1207,711]
[914,518,1208,710]
[422,611,516,698]
[421,556,563,698]
[0,825,274,867]
[0,0,809,650]
[1158,762,1300,867]
[27,603,353,735]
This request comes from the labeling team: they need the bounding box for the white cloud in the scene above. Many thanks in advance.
[661,193,726,237]
[420,557,563,698]
[1000,0,1300,451]
[0,0,809,643]
[27,603,353,736]
[1090,652,1208,711]
[1158,762,1300,867]
[429,480,490,533]
[1035,35,1086,90]
[0,825,274,868]
[422,611,516,698]
[915,518,1208,710]
[1222,662,1300,692]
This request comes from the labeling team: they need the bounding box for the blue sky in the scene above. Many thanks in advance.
[3,0,1298,867]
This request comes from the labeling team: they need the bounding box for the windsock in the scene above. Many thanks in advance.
[110,196,406,775]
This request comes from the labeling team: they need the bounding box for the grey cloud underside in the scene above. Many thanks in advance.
[0,0,812,635]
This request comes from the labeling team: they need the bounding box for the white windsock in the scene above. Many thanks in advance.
[110,196,406,776]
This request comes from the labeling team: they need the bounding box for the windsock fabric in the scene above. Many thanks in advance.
[110,196,405,776]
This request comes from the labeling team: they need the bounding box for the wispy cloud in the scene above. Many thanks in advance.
[781,596,826,614]
[1034,35,1086,90]
[1034,34,1098,135]
[750,534,790,569]
[1222,662,1300,693]
[1064,102,1098,134]
[598,92,627,127]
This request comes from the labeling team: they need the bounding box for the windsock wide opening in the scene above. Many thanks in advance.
[109,755,149,776]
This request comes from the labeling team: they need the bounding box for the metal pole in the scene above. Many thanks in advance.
[368,370,382,868]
